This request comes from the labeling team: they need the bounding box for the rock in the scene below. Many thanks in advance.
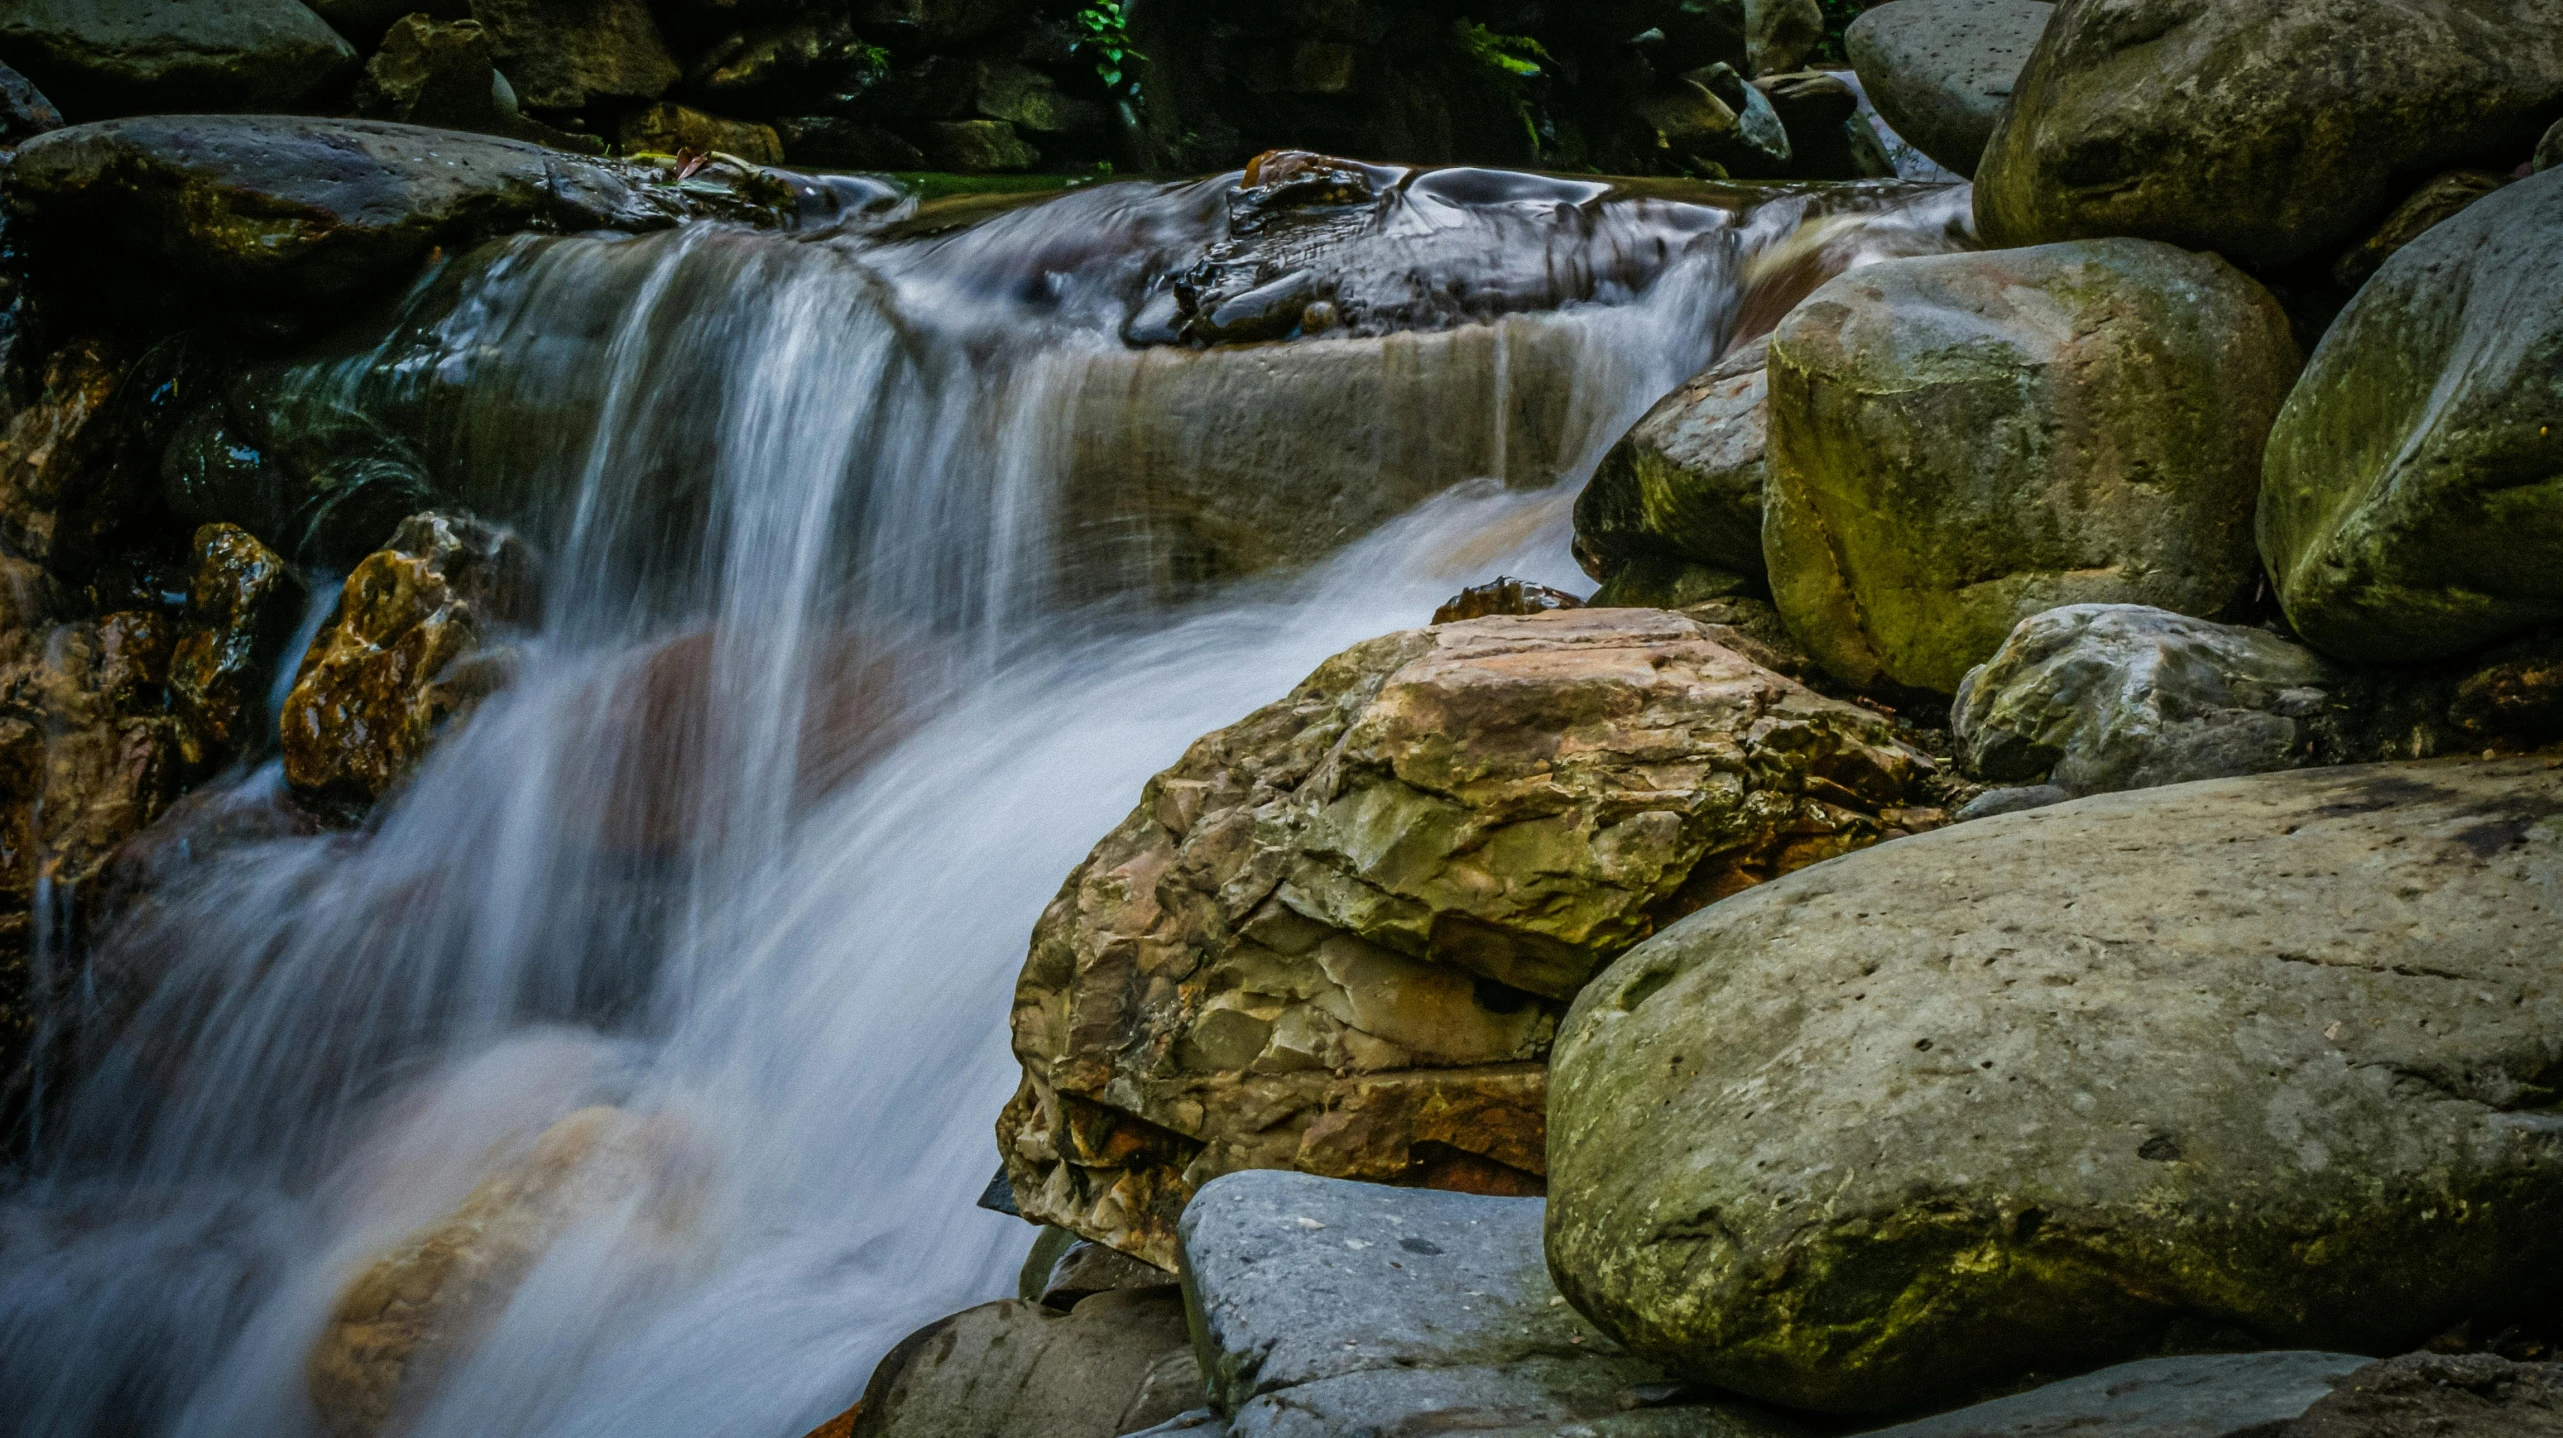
[5,116,713,322]
[1576,333,1771,595]
[167,523,297,769]
[0,60,60,143]
[1549,755,2563,1415]
[1428,576,1582,625]
[999,608,1943,1267]
[0,337,148,570]
[1179,1170,1799,1436]
[976,60,1100,135]
[618,102,782,164]
[1743,0,1823,76]
[1950,782,2064,820]
[1633,72,1790,179]
[2330,169,2509,292]
[1762,239,2299,695]
[462,0,676,110]
[856,0,1030,49]
[1751,71,1866,179]
[309,1106,697,1438]
[2278,1352,2563,1437]
[2259,166,2563,664]
[281,511,534,808]
[917,118,1036,173]
[0,0,355,118]
[352,14,505,132]
[1845,0,2053,176]
[1852,1353,2367,1438]
[847,1290,1201,1438]
[1035,1238,1173,1310]
[773,116,924,171]
[2542,119,2563,172]
[1974,0,2563,267]
[690,16,886,116]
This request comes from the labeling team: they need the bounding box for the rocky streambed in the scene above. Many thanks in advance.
[0,0,2559,1437]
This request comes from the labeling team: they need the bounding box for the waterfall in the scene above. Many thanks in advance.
[0,171,1968,1438]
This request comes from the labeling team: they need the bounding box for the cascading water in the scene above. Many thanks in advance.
[0,166,1967,1438]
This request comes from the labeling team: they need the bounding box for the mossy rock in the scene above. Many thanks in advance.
[1760,238,2298,695]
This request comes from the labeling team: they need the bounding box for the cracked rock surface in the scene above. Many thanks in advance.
[1549,756,2563,1416]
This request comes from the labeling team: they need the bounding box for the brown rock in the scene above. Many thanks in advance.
[2282,1352,2563,1437]
[167,523,296,768]
[308,1106,699,1438]
[464,0,678,111]
[0,338,140,569]
[999,607,1943,1266]
[1429,576,1582,625]
[618,101,782,164]
[281,512,533,807]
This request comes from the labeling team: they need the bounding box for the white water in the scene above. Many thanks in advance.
[0,173,1964,1438]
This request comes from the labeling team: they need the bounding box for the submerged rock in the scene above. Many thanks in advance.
[1853,1353,2365,1438]
[850,1290,1201,1438]
[0,0,356,118]
[2259,165,2563,665]
[309,1106,697,1438]
[999,607,1942,1267]
[1175,1170,1798,1436]
[1974,0,2563,266]
[281,512,534,808]
[1762,239,2299,694]
[1846,0,2053,176]
[1550,756,2563,1415]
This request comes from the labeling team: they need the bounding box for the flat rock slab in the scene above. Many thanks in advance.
[1854,1353,2365,1438]
[5,115,714,315]
[1178,1170,1799,1436]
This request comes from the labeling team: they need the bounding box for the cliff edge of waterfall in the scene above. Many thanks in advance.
[0,0,2560,1436]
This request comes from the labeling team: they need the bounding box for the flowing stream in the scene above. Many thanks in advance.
[0,169,1965,1438]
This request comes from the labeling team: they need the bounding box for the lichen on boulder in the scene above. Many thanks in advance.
[999,607,1943,1267]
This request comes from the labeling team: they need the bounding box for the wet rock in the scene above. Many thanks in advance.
[773,116,924,171]
[1549,755,2563,1415]
[309,1106,697,1438]
[281,511,534,808]
[1428,577,1582,625]
[917,118,1036,173]
[352,15,511,133]
[0,0,356,119]
[1743,0,1823,76]
[2260,166,2563,665]
[618,101,782,164]
[0,337,148,570]
[2330,169,2508,292]
[167,523,297,769]
[1576,333,1770,596]
[976,60,1100,136]
[1845,0,2051,177]
[1762,240,2299,694]
[2278,1352,2563,1437]
[1633,70,1790,178]
[689,16,887,116]
[462,0,677,111]
[0,61,61,143]
[1751,71,1869,180]
[848,1290,1201,1438]
[1035,1237,1172,1310]
[1853,1353,2366,1438]
[999,608,1943,1267]
[4,116,726,323]
[1178,1171,1799,1437]
[1974,0,2563,267]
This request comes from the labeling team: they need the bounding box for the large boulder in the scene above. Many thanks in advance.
[463,0,678,111]
[309,1107,696,1438]
[999,608,1945,1268]
[1974,0,2563,267]
[281,511,534,809]
[849,1290,1203,1438]
[1549,756,2563,1415]
[1176,1170,1798,1436]
[0,0,355,118]
[1845,0,2053,176]
[2259,166,2563,665]
[1853,1353,2367,1438]
[5,116,703,320]
[1762,239,2299,694]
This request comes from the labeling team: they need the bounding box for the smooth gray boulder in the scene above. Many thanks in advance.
[0,0,355,117]
[2259,165,2563,665]
[1976,0,2563,266]
[1854,1353,2366,1437]
[1952,605,2338,795]
[1550,756,2563,1416]
[1845,0,2053,175]
[1178,1170,1799,1436]
[849,1289,1203,1438]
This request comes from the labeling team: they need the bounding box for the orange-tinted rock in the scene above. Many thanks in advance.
[168,523,296,768]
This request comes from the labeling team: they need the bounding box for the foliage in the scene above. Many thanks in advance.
[1810,0,1871,65]
[1073,0,1144,103]
[1457,22,1551,80]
